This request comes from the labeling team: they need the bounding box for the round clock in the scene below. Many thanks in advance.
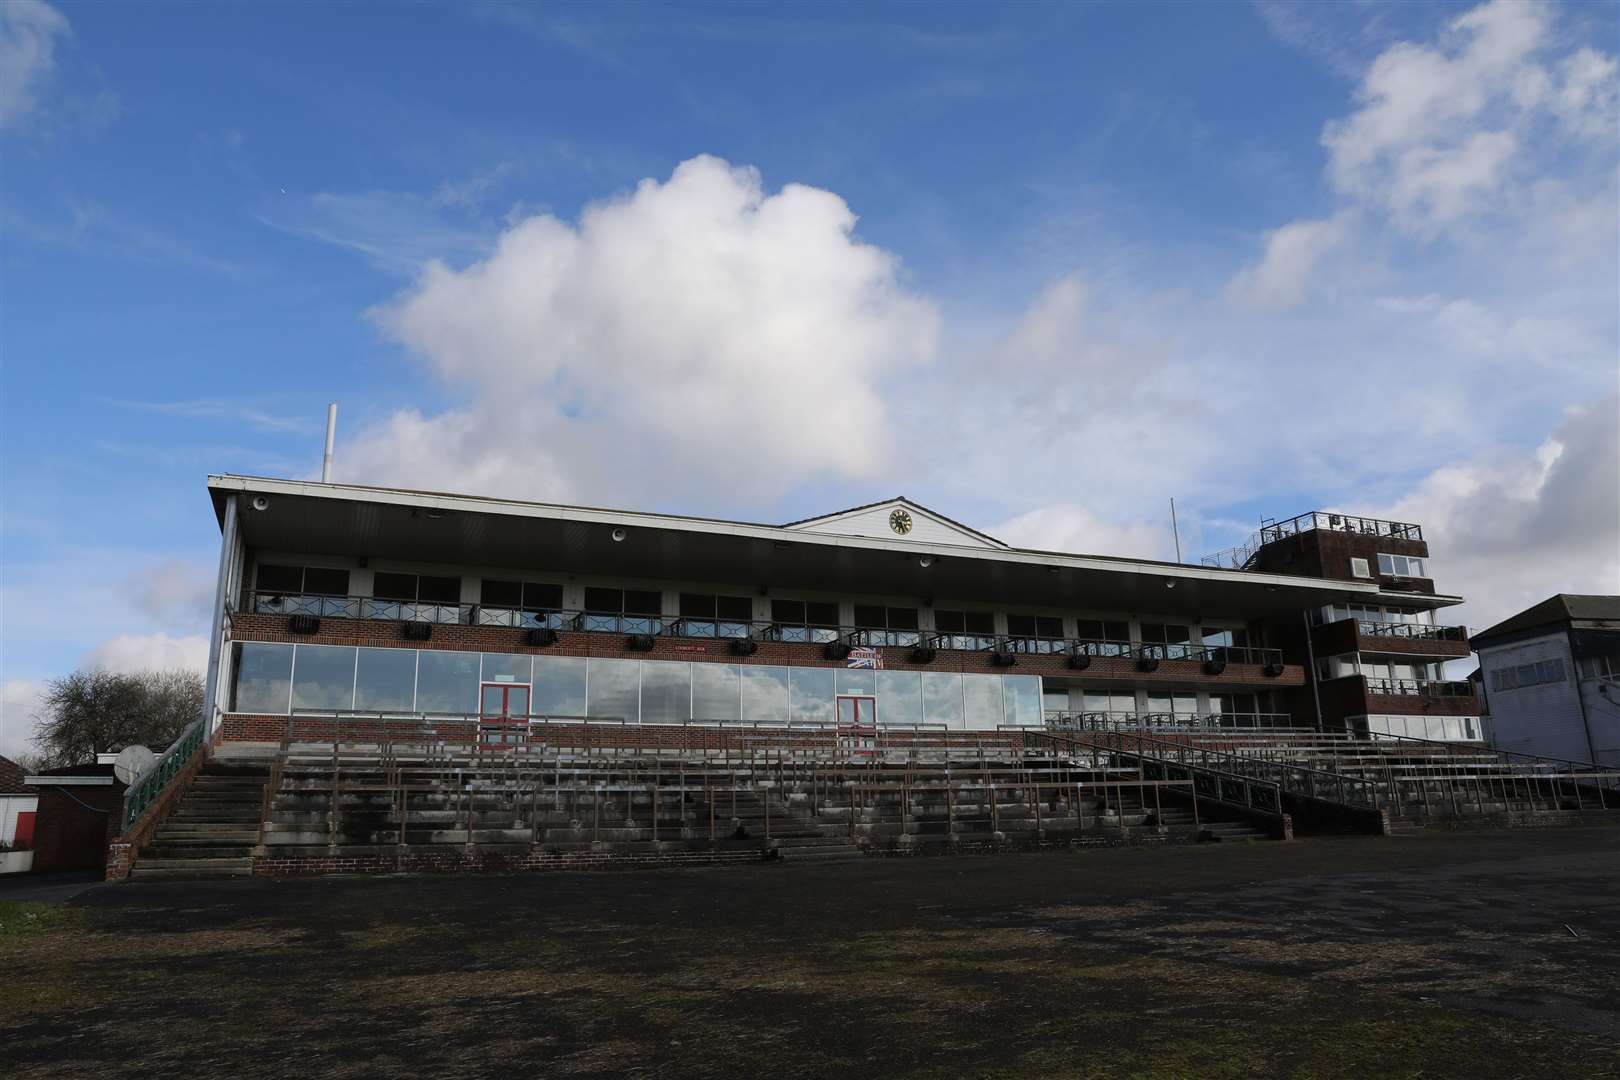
[889,509,914,535]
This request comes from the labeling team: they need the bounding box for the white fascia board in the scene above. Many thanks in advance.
[24,776,115,786]
[207,475,1383,600]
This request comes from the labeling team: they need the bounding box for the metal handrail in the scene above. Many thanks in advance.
[1364,677,1477,698]
[1201,511,1423,569]
[120,717,206,830]
[1043,711,1302,732]
[1354,620,1468,642]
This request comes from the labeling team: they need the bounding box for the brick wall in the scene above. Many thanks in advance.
[31,782,126,874]
[105,746,208,882]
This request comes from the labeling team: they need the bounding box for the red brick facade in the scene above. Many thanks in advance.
[30,781,126,874]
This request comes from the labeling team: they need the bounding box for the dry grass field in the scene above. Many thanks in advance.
[3,828,1618,1079]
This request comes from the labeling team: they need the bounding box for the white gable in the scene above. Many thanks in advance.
[784,499,1004,548]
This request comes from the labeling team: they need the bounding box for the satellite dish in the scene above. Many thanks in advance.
[113,745,157,785]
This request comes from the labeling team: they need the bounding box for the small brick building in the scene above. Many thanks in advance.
[23,762,127,874]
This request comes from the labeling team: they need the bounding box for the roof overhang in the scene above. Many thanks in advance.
[209,475,1391,620]
[24,776,115,786]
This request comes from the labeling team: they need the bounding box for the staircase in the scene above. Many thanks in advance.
[130,764,270,880]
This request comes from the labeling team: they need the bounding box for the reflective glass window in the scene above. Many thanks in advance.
[1002,675,1043,726]
[741,666,789,723]
[789,667,836,724]
[416,650,479,714]
[922,672,964,728]
[481,653,531,684]
[962,674,1004,728]
[232,642,293,713]
[291,644,356,712]
[354,648,415,712]
[692,663,741,721]
[640,661,691,723]
[532,656,587,716]
[835,668,875,697]
[256,564,302,594]
[875,670,922,726]
[586,658,640,721]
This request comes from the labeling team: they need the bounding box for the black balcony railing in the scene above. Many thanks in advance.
[1043,710,1301,731]
[248,592,1285,669]
[1365,678,1477,698]
[1354,620,1468,642]
[1202,510,1424,569]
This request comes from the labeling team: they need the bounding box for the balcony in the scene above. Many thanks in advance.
[1044,710,1301,731]
[1311,618,1470,659]
[241,592,1292,681]
[1318,674,1480,723]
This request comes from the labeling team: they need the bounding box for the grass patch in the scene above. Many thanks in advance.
[0,900,83,939]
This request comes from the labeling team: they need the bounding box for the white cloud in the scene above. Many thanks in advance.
[1368,394,1620,636]
[130,560,216,626]
[348,154,939,503]
[81,633,210,675]
[0,0,69,131]
[0,679,47,760]
[993,505,1177,561]
[1226,214,1351,308]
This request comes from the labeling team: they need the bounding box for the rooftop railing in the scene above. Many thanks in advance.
[1201,511,1424,570]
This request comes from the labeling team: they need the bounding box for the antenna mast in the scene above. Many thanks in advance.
[1170,497,1183,563]
[321,403,337,482]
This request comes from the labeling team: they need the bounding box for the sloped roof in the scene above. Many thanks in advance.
[781,496,1007,548]
[1474,594,1620,645]
[0,756,31,795]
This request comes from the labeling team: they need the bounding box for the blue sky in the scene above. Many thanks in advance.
[2,0,1617,755]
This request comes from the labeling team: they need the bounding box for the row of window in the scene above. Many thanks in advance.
[229,643,1047,729]
[1363,715,1480,741]
[1348,555,1431,580]
[1578,654,1620,680]
[1316,656,1443,683]
[1490,659,1566,692]
[1314,603,1437,626]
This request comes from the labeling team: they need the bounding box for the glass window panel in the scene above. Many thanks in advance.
[523,582,563,610]
[887,607,918,631]
[1146,693,1173,714]
[1006,614,1035,636]
[231,642,293,713]
[304,568,350,596]
[640,661,691,724]
[962,674,1004,728]
[835,668,876,696]
[373,572,417,601]
[875,670,921,726]
[624,589,662,615]
[716,596,753,621]
[586,658,640,721]
[481,685,505,715]
[481,653,531,684]
[584,587,622,613]
[771,599,805,624]
[741,666,789,724]
[934,610,964,633]
[1082,689,1111,712]
[1202,628,1234,649]
[805,601,839,626]
[417,575,461,604]
[482,579,522,607]
[965,612,994,634]
[256,564,302,594]
[680,593,716,618]
[692,663,741,721]
[922,672,964,729]
[1172,693,1197,715]
[532,656,587,716]
[354,648,416,712]
[1003,675,1042,726]
[789,667,836,724]
[1035,616,1062,638]
[291,644,356,712]
[853,604,885,628]
[416,650,480,714]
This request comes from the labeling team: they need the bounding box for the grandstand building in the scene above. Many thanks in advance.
[103,477,1616,882]
[198,477,1480,747]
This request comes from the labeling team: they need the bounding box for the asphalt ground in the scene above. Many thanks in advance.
[3,827,1618,1079]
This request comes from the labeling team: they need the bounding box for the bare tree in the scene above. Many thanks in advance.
[31,669,203,768]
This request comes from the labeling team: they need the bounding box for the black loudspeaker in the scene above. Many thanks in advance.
[824,642,851,661]
[990,650,1016,667]
[910,646,938,664]
[1203,659,1227,676]
[626,633,656,652]
[1067,652,1092,671]
[730,637,759,656]
[526,627,558,647]
[1136,656,1160,673]
[288,614,321,635]
[403,622,433,641]
[1262,660,1286,677]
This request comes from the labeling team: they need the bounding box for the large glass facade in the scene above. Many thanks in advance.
[229,644,1046,728]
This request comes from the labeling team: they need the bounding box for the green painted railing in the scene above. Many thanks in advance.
[121,718,206,831]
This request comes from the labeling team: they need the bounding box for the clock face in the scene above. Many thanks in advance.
[889,509,914,535]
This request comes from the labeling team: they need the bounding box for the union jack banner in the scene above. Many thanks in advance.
[847,647,883,669]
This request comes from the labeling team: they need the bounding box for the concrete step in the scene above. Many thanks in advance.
[129,865,254,881]
[135,857,253,870]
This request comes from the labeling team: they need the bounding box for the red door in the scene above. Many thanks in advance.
[836,695,878,755]
[13,810,35,849]
[480,683,531,746]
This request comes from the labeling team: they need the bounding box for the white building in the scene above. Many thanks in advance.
[1473,595,1620,766]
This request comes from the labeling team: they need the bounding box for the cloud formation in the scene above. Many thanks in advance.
[0,0,69,130]
[348,155,939,502]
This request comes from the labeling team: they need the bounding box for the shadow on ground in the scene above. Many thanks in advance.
[3,828,1618,1079]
